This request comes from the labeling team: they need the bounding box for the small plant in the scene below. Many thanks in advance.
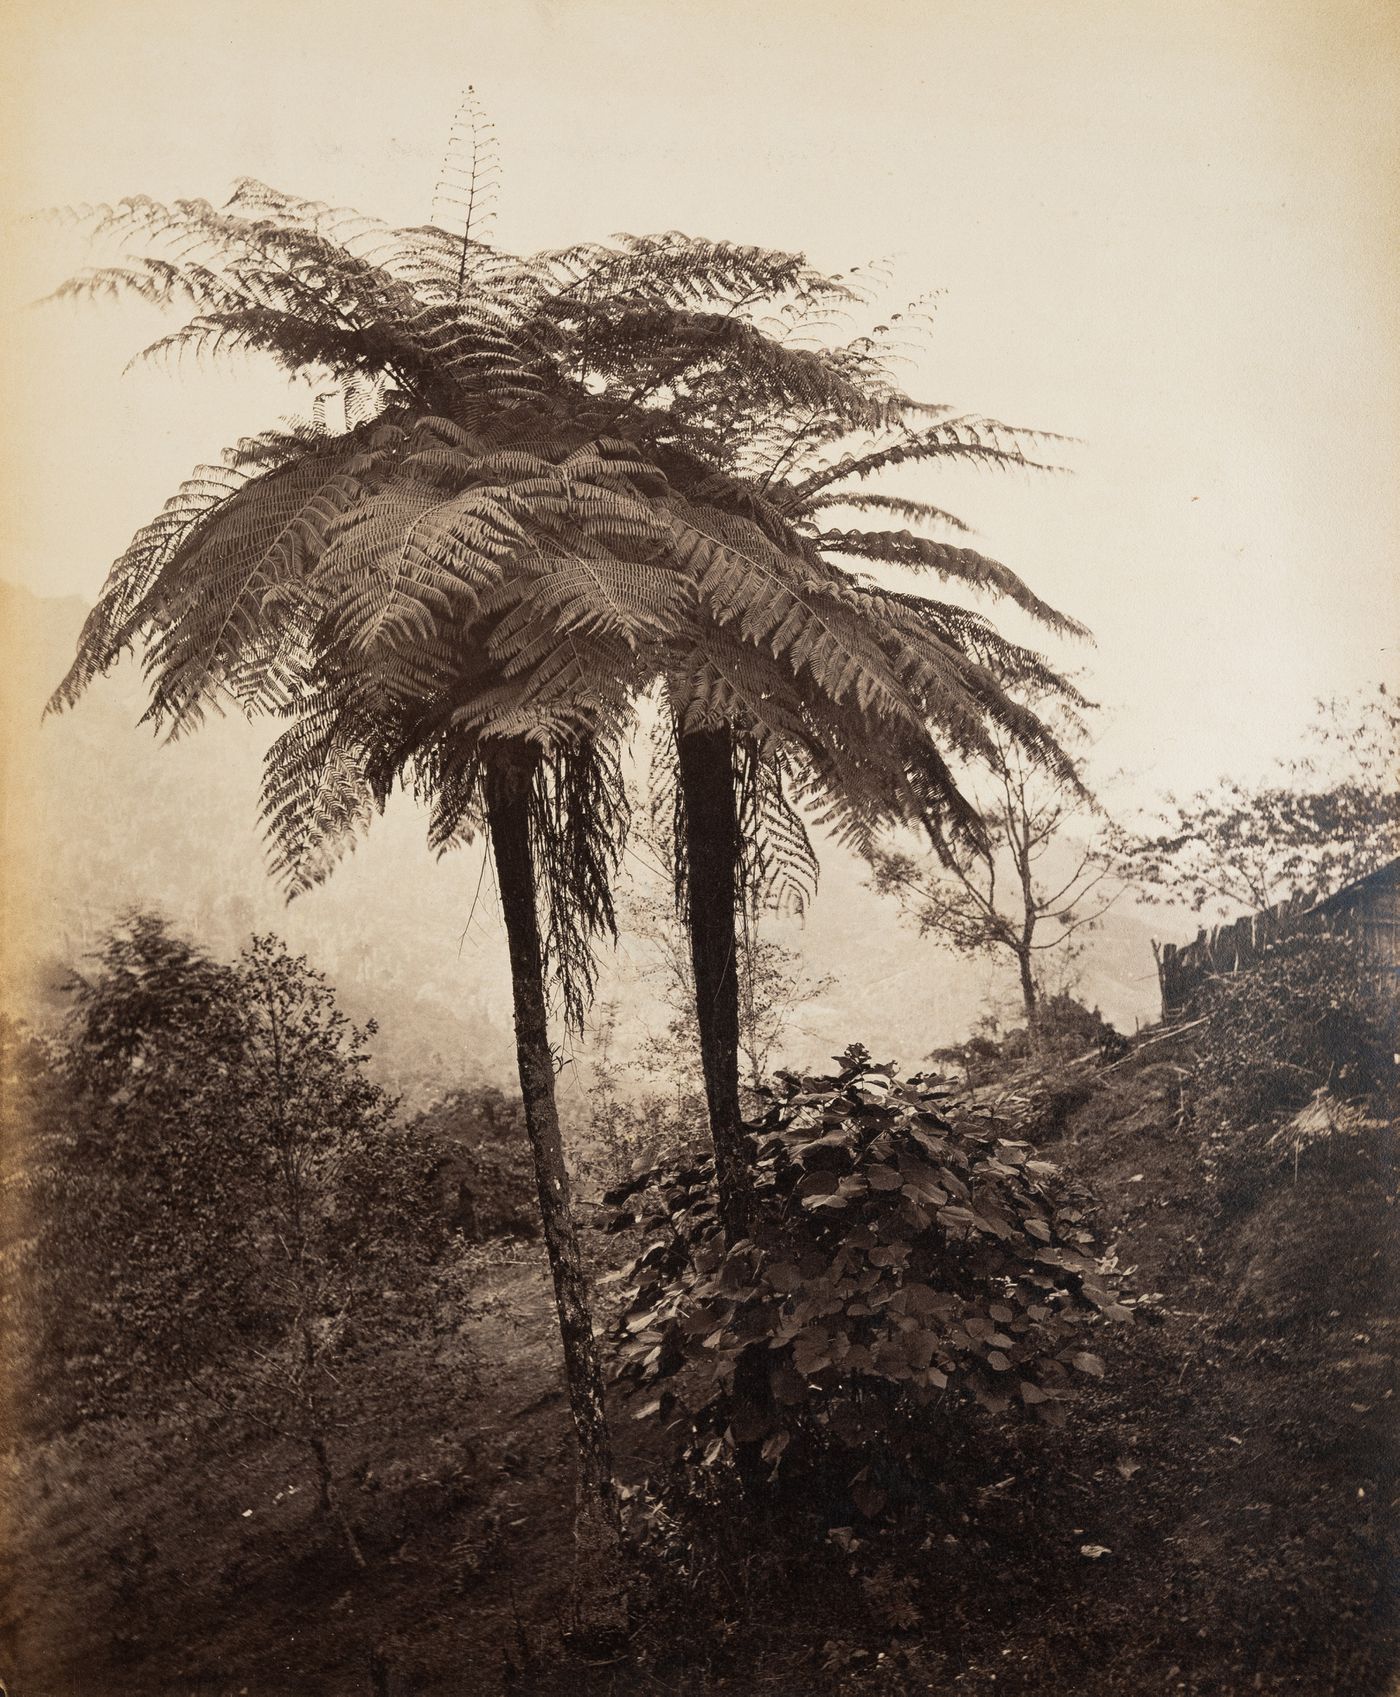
[607,1046,1127,1528]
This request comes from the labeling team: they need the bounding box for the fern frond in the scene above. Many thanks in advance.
[140,466,366,732]
[535,233,842,316]
[47,435,359,718]
[571,306,903,431]
[260,695,381,895]
[432,86,501,291]
[783,416,1064,508]
[667,499,935,727]
[735,745,820,916]
[802,491,973,531]
[487,549,683,669]
[815,527,1087,637]
[526,740,629,1033]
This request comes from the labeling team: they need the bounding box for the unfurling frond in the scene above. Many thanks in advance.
[432,86,501,290]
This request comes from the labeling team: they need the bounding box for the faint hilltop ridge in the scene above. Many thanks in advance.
[2,582,1164,1100]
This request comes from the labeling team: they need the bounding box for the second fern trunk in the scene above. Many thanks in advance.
[676,725,750,1243]
[484,766,620,1540]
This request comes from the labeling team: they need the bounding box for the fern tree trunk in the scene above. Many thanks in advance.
[675,725,751,1244]
[484,765,622,1566]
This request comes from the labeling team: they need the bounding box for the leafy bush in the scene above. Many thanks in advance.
[10,917,462,1460]
[608,1047,1127,1527]
[1187,930,1394,1136]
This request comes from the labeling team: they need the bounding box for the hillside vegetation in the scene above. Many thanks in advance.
[3,931,1394,1697]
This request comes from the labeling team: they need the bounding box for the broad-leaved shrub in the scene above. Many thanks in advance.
[607,1047,1127,1525]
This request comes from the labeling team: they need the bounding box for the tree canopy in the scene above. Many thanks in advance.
[1121,684,1398,916]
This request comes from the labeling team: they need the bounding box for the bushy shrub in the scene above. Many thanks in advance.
[607,1047,1127,1527]
[1187,930,1394,1134]
[11,918,459,1446]
[1036,993,1131,1063]
[931,994,1127,1090]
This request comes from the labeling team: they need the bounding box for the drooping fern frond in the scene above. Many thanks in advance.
[527,738,630,1034]
[47,419,380,726]
[801,490,973,531]
[259,688,384,895]
[814,527,1089,638]
[734,742,821,917]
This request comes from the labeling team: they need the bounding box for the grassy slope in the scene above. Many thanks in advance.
[4,1036,1396,1697]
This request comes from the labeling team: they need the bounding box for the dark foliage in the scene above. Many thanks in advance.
[1186,930,1394,1135]
[932,993,1128,1089]
[7,995,1396,1695]
[606,1046,1128,1529]
[8,917,458,1441]
[409,1085,540,1241]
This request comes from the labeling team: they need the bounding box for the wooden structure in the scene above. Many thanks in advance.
[1156,857,1400,1017]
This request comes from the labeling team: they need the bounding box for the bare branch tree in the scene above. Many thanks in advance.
[872,684,1116,1045]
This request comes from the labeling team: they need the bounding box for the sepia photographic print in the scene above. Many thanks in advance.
[1,3,1396,1693]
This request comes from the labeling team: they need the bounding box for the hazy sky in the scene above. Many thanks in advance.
[3,0,1397,801]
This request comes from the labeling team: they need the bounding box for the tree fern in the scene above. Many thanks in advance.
[42,99,1090,1271]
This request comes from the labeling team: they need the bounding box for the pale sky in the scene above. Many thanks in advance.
[3,0,1397,801]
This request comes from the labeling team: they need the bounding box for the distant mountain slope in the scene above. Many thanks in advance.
[1,582,520,1096]
[1,583,1167,1102]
